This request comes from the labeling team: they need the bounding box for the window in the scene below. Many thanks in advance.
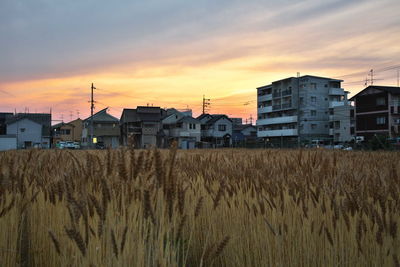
[299,97,304,105]
[310,83,317,89]
[193,124,196,129]
[20,128,26,132]
[311,110,316,116]
[376,117,386,125]
[218,124,226,131]
[376,97,386,106]
[311,124,317,130]
[311,96,317,103]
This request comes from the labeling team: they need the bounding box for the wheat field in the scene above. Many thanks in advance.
[0,148,399,267]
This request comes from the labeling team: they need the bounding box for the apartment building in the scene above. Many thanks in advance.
[350,85,400,141]
[257,75,351,146]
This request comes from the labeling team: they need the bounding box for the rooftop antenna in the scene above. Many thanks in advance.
[368,69,374,85]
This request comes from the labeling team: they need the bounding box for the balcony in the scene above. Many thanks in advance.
[329,88,345,95]
[258,128,298,137]
[329,101,345,108]
[257,116,298,126]
[258,94,272,102]
[273,105,281,111]
[282,90,292,97]
[272,92,281,98]
[257,106,272,114]
[282,103,292,109]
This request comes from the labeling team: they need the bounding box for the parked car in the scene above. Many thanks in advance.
[96,142,105,149]
[56,141,66,149]
[73,142,80,149]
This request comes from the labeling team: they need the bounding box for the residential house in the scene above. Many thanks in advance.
[349,85,400,141]
[233,124,257,146]
[120,106,166,148]
[162,109,201,149]
[6,113,52,149]
[82,108,119,148]
[256,75,351,147]
[52,119,82,145]
[197,114,233,147]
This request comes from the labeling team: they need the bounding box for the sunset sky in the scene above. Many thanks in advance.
[1,0,400,122]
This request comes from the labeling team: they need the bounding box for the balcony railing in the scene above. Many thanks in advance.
[272,105,281,110]
[258,94,272,102]
[272,92,281,98]
[257,128,298,137]
[282,103,292,109]
[282,90,292,97]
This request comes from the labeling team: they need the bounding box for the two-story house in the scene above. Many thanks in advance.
[120,106,166,148]
[6,113,51,149]
[197,114,233,147]
[350,85,400,141]
[82,108,119,148]
[162,109,201,149]
[51,118,83,145]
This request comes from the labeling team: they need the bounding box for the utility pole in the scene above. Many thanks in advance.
[90,83,96,148]
[297,72,301,148]
[249,114,253,125]
[202,95,210,114]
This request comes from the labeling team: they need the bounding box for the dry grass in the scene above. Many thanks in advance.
[0,148,399,266]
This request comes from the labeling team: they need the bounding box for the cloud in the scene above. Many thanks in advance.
[0,0,399,120]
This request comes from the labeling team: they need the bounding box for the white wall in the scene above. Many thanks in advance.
[7,119,42,148]
[0,136,17,151]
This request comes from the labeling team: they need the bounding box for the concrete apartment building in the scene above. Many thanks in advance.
[350,85,400,141]
[257,75,351,146]
[120,106,166,148]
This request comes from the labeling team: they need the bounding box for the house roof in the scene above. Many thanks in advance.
[84,108,119,123]
[51,122,74,129]
[205,115,232,125]
[121,107,164,123]
[177,116,200,124]
[234,124,255,131]
[257,75,343,89]
[196,114,212,121]
[6,113,51,135]
[349,85,400,101]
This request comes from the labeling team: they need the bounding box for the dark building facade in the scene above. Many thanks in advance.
[350,86,400,141]
[120,106,166,148]
[0,112,13,135]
